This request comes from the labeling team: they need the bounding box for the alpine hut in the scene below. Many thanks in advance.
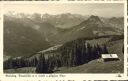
[101,54,119,62]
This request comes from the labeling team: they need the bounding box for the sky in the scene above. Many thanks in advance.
[4,3,124,18]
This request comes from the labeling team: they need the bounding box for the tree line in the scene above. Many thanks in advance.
[4,39,109,73]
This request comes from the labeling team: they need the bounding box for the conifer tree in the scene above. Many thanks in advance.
[36,54,48,73]
[103,44,108,54]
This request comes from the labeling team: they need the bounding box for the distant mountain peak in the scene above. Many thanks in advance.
[87,15,101,22]
[79,15,104,28]
[109,17,123,21]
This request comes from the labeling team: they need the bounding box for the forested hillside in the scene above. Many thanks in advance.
[4,35,124,73]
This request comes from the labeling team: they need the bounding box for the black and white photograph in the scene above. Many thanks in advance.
[3,3,124,73]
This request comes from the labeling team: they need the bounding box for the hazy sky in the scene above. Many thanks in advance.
[4,3,124,17]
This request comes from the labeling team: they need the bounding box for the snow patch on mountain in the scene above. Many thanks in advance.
[76,26,86,31]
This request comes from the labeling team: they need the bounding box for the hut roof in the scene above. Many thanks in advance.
[102,54,118,59]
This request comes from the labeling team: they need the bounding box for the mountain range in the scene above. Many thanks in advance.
[4,13,124,58]
[4,13,124,73]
